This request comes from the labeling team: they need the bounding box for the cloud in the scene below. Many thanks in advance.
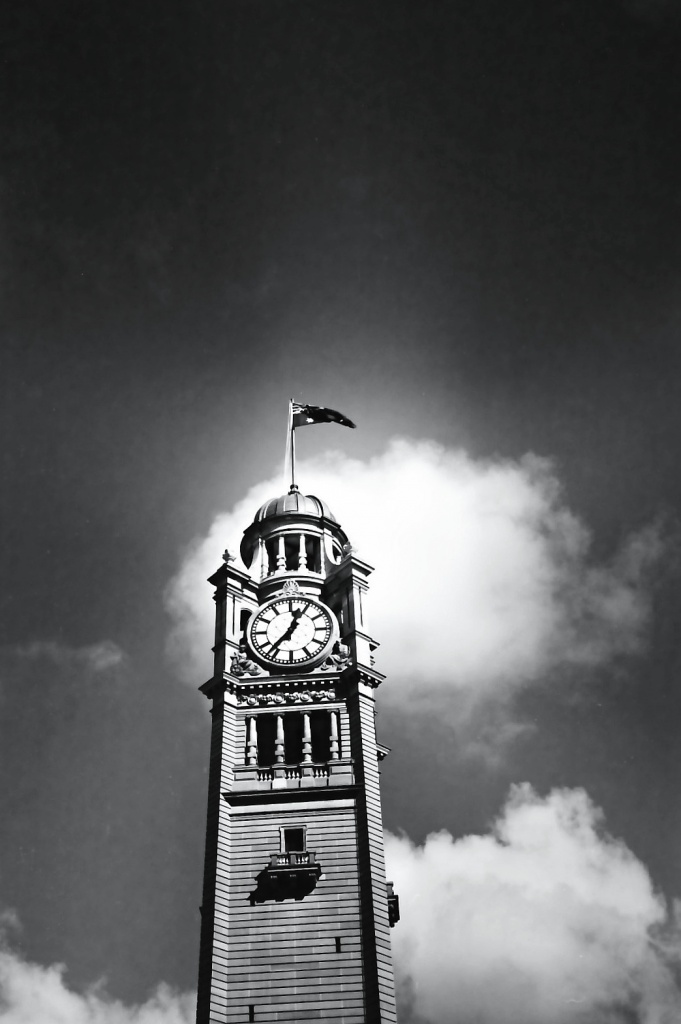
[0,923,194,1024]
[386,785,681,1024]
[165,439,663,700]
[13,640,125,673]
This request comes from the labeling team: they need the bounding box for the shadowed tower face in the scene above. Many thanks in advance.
[196,488,399,1024]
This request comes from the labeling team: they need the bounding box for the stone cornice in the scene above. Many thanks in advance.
[223,785,360,807]
[199,676,227,700]
[341,664,386,689]
[226,672,346,707]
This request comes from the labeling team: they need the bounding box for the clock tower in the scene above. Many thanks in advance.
[196,487,399,1024]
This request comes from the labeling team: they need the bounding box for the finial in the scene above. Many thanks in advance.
[222,548,236,563]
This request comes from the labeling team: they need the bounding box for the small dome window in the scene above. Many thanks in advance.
[305,536,321,573]
[284,536,298,571]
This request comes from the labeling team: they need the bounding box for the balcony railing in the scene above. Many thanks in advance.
[252,763,331,783]
[269,851,312,868]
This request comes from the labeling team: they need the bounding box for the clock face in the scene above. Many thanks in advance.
[246,597,337,669]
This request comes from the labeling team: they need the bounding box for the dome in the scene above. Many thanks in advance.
[253,490,337,524]
[240,488,347,572]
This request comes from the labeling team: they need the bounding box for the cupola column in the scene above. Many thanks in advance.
[275,715,285,763]
[302,712,312,763]
[247,716,258,766]
[329,710,339,760]
[276,536,286,571]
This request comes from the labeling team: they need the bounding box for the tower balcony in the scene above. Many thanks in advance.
[251,851,322,903]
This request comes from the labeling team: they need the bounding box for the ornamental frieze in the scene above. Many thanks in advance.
[237,688,337,707]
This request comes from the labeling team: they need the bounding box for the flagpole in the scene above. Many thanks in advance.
[284,401,290,491]
[289,398,297,492]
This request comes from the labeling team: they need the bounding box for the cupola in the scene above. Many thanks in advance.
[240,487,349,585]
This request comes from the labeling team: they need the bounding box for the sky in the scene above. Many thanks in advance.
[2,1,681,1021]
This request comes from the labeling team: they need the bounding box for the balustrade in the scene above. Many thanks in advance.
[269,851,316,868]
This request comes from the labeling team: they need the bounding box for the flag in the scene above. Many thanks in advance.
[292,404,356,429]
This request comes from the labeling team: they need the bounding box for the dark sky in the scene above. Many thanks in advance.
[2,0,681,1014]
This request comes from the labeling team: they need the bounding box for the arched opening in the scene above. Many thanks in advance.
[284,713,304,763]
[311,710,332,761]
[305,536,321,573]
[255,716,276,766]
[284,535,298,570]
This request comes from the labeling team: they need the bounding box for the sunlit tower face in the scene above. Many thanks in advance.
[195,487,399,1024]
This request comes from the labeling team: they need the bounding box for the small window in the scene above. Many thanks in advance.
[248,1005,255,1022]
[239,609,251,640]
[331,602,344,631]
[282,827,306,852]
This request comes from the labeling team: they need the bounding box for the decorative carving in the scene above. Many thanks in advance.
[280,579,301,594]
[230,643,264,677]
[237,689,336,707]
[321,641,351,671]
[222,548,236,563]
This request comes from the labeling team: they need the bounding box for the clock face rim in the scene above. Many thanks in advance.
[245,596,338,670]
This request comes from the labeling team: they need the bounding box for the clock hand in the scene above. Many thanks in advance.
[268,609,303,654]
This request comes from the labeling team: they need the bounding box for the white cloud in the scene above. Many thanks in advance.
[386,785,681,1024]
[14,640,125,673]
[0,937,193,1024]
[165,438,662,698]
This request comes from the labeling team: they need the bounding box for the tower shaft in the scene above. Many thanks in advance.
[196,493,398,1024]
